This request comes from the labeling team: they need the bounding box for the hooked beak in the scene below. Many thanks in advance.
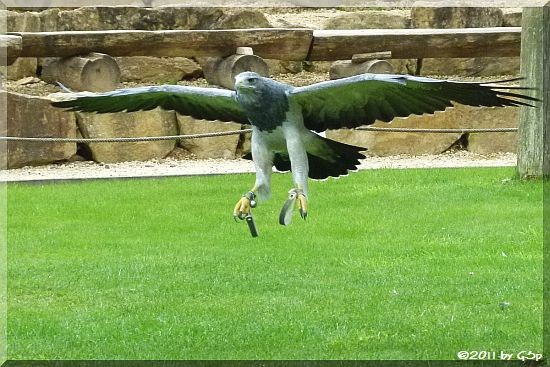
[234,78,255,92]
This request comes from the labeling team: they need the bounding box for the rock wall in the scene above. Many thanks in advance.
[3,6,524,167]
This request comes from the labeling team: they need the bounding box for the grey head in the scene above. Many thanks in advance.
[234,72,291,131]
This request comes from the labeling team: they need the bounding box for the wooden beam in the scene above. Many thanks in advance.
[0,35,22,65]
[10,28,313,61]
[517,6,549,179]
[309,27,521,60]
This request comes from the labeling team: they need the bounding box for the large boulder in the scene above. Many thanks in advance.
[4,91,76,168]
[76,108,178,163]
[463,107,519,154]
[4,58,37,80]
[5,10,41,32]
[177,115,242,159]
[38,8,60,31]
[322,9,411,29]
[411,6,504,28]
[8,7,61,32]
[115,57,202,83]
[326,104,519,156]
[502,8,522,27]
[210,9,272,29]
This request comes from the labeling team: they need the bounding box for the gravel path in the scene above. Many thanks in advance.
[2,151,517,183]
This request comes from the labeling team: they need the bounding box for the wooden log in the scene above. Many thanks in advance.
[351,51,392,64]
[11,29,313,61]
[310,27,521,61]
[330,59,394,80]
[517,5,549,179]
[201,53,269,90]
[41,52,121,92]
[0,35,23,66]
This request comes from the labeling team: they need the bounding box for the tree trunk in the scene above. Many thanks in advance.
[517,5,549,179]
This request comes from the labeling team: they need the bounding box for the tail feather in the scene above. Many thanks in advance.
[242,135,366,180]
[304,135,366,179]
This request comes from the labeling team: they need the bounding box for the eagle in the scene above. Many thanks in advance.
[51,72,537,226]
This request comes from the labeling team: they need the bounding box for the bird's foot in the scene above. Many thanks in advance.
[279,188,307,226]
[233,191,257,221]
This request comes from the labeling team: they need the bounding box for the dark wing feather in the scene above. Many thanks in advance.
[290,74,539,133]
[50,85,249,124]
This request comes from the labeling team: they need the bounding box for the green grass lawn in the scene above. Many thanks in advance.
[6,167,543,360]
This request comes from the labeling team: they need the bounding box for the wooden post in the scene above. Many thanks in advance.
[0,5,6,367]
[517,5,549,179]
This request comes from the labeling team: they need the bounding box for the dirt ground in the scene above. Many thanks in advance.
[2,150,517,182]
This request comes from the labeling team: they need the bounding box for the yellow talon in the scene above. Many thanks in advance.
[297,193,308,220]
[233,190,257,220]
[279,188,307,225]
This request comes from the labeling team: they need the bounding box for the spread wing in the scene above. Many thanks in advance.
[50,84,249,124]
[290,74,539,133]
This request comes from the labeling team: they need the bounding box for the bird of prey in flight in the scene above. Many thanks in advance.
[51,72,537,227]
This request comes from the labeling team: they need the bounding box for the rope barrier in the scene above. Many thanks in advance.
[355,126,518,133]
[0,126,517,143]
[0,129,253,143]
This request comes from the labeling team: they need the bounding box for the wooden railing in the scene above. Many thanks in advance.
[2,27,522,64]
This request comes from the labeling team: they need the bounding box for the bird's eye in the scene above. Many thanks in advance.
[248,77,257,84]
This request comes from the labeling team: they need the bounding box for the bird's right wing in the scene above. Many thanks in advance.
[50,84,249,124]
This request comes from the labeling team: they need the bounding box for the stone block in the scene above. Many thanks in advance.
[465,108,519,154]
[77,108,178,163]
[419,57,520,77]
[326,104,519,156]
[177,115,242,159]
[4,91,76,168]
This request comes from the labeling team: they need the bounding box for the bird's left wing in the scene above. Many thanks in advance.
[50,84,249,124]
[289,74,539,133]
